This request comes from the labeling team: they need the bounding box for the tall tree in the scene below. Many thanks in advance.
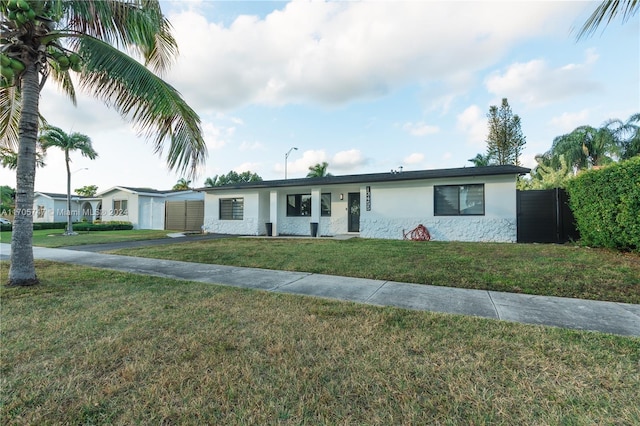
[576,0,640,39]
[1,145,45,169]
[206,171,262,186]
[172,178,191,190]
[0,1,206,286]
[204,176,217,187]
[39,126,97,235]
[604,113,640,160]
[485,98,526,166]
[549,125,619,170]
[307,162,332,177]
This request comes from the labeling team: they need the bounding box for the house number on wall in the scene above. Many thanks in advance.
[366,186,371,211]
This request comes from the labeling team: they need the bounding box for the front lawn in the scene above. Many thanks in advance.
[1,261,638,425]
[0,228,175,248]
[111,238,640,304]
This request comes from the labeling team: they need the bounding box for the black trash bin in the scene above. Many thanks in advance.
[310,222,318,237]
[265,222,273,236]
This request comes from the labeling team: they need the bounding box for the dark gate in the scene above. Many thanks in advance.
[165,200,204,231]
[516,188,578,243]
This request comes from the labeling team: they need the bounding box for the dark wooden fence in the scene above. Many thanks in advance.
[516,188,579,244]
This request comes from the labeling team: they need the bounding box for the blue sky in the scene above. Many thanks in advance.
[2,0,638,193]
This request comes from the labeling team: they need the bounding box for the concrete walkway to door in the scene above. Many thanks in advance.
[1,242,638,337]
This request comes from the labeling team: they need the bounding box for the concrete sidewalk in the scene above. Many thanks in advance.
[1,243,639,337]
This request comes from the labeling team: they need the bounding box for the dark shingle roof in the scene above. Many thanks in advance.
[197,165,530,192]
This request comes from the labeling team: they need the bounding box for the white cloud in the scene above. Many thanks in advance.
[234,162,261,173]
[402,122,439,137]
[274,149,326,176]
[202,122,227,149]
[239,141,265,151]
[484,50,602,106]
[332,149,367,171]
[166,1,585,110]
[404,153,425,164]
[456,105,486,146]
[549,110,592,133]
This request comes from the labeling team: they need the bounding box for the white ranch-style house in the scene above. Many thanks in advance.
[199,165,530,242]
[32,187,204,230]
[97,186,203,230]
[33,192,101,223]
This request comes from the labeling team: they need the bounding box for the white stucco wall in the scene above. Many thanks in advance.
[203,192,264,235]
[33,196,84,223]
[100,190,138,227]
[201,174,519,242]
[360,175,517,242]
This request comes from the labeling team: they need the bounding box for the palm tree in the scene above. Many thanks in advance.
[576,0,640,39]
[467,153,492,167]
[1,145,46,169]
[0,1,206,286]
[307,162,332,178]
[204,176,217,187]
[39,125,97,235]
[172,178,191,191]
[548,125,618,171]
[604,113,640,160]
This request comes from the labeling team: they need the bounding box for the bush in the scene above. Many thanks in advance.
[73,221,133,231]
[0,221,134,232]
[566,157,640,251]
[32,222,68,230]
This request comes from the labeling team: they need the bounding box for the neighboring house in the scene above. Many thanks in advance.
[33,192,101,223]
[199,165,530,242]
[97,186,203,230]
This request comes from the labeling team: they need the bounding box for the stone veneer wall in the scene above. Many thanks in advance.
[360,217,517,242]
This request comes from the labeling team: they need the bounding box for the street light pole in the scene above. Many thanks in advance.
[285,147,298,179]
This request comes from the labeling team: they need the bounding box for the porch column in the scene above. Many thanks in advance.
[310,187,321,237]
[269,190,278,236]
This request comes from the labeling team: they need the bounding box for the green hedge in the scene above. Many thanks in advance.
[566,157,640,252]
[73,222,133,231]
[0,221,134,232]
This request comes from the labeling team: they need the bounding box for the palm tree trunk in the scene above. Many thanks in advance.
[8,62,41,286]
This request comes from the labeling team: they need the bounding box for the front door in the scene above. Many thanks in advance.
[348,192,360,232]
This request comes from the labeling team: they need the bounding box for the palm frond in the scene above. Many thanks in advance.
[0,85,21,151]
[63,0,177,74]
[576,0,640,40]
[77,36,206,177]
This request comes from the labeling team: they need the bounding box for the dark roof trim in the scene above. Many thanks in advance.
[197,165,530,192]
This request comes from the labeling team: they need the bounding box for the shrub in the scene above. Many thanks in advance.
[566,157,640,251]
[73,221,133,231]
[32,222,67,230]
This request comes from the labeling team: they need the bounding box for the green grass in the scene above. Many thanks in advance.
[0,228,174,248]
[111,238,640,304]
[1,261,638,425]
